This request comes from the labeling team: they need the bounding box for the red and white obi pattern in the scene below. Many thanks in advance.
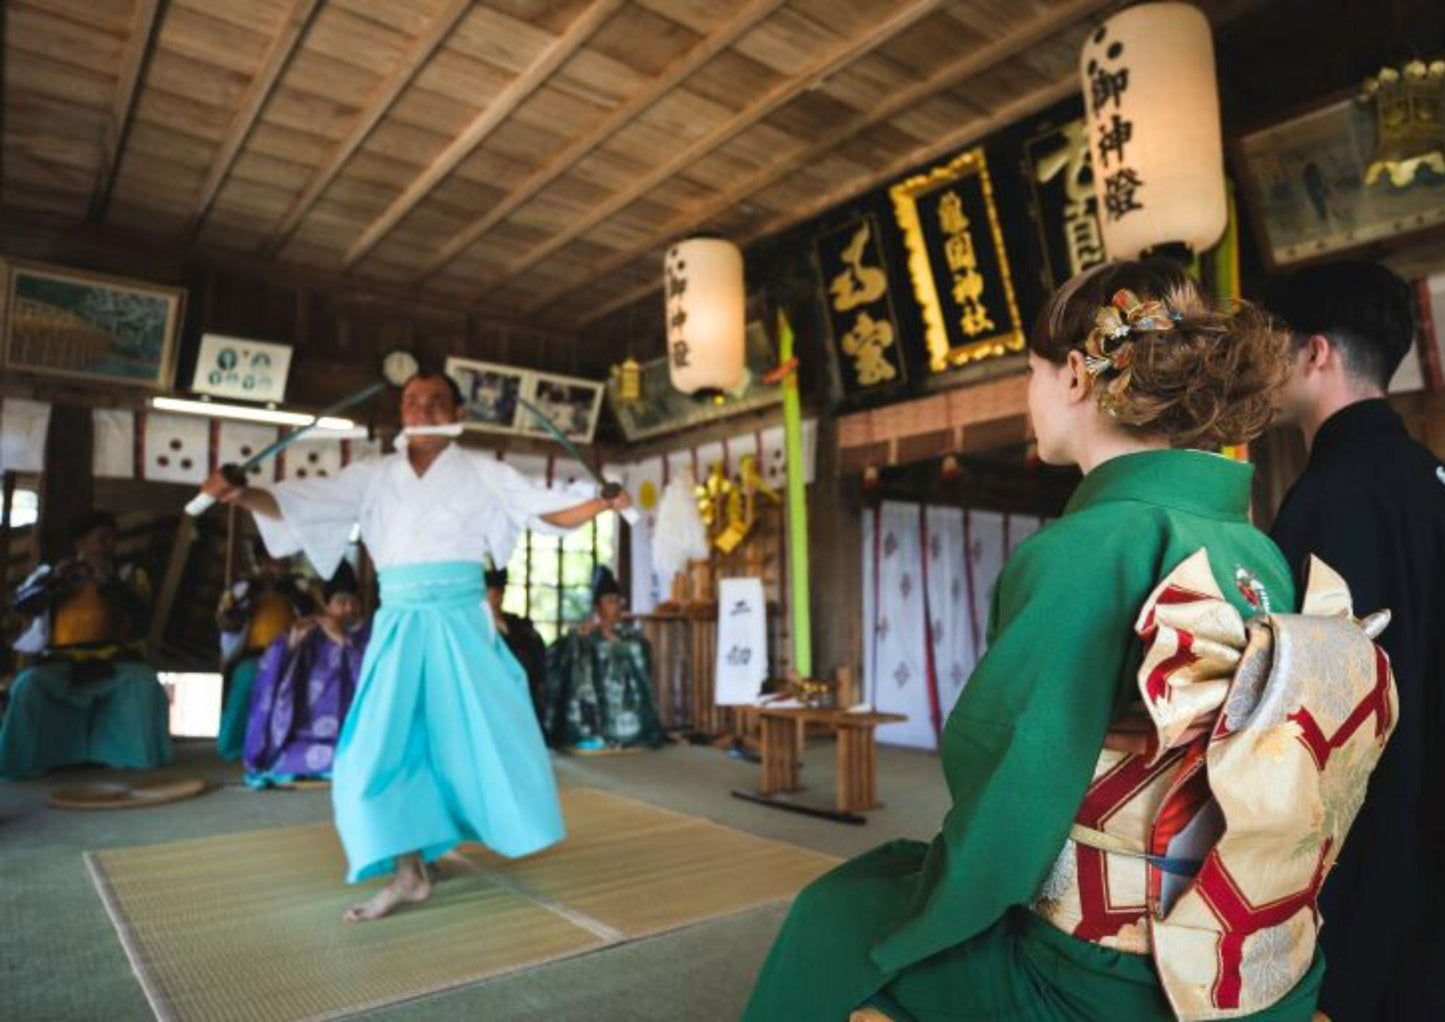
[1032,549,1397,1020]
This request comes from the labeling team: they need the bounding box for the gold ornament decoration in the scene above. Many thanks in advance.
[1360,59,1445,188]
[611,357,642,403]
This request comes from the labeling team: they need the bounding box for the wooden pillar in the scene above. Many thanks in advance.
[38,403,93,563]
[808,414,864,687]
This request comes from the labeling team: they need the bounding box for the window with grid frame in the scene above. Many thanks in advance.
[500,516,617,645]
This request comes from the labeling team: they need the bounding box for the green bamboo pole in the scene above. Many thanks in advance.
[776,309,812,679]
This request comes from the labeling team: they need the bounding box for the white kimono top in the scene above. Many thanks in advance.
[255,444,587,579]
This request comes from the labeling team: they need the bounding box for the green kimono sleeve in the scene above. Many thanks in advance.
[872,510,1165,973]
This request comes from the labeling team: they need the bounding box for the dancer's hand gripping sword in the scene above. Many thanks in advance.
[516,396,639,525]
[183,349,420,517]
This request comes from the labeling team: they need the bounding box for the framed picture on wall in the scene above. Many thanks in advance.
[2,261,184,389]
[191,333,293,403]
[1234,92,1445,270]
[445,356,529,435]
[521,372,605,444]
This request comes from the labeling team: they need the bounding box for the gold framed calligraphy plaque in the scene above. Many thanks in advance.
[889,147,1024,374]
[814,214,907,396]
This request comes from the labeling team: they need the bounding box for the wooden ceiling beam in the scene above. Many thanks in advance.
[464,0,949,304]
[538,0,1112,324]
[260,0,475,259]
[410,0,791,283]
[576,73,1081,329]
[183,0,325,242]
[90,0,169,222]
[340,0,625,271]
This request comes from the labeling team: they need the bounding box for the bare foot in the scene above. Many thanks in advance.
[342,863,431,923]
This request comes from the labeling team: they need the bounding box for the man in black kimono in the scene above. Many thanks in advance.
[485,567,547,727]
[1266,261,1445,1021]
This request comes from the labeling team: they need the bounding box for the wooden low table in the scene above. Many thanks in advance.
[734,706,906,823]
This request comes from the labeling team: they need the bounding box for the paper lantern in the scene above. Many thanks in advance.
[1079,2,1226,259]
[663,237,744,394]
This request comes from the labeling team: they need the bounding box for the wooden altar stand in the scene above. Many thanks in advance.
[732,706,906,825]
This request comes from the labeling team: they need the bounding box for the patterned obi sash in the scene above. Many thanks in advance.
[1030,550,1396,1020]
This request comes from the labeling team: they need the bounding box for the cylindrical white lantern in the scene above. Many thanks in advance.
[663,237,744,394]
[1079,2,1226,259]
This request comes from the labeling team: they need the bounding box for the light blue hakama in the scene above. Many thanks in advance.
[0,659,173,779]
[332,561,564,882]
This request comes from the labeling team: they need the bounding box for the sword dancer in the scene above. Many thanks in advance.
[200,371,630,922]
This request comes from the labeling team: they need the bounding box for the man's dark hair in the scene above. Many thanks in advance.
[68,510,118,544]
[1264,261,1417,391]
[404,368,464,409]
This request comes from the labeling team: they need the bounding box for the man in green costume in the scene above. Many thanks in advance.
[745,263,1345,1021]
[543,565,664,753]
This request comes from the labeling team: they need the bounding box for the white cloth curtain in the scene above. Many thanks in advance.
[0,398,51,474]
[92,409,135,479]
[923,505,973,722]
[863,501,932,749]
[864,503,1051,751]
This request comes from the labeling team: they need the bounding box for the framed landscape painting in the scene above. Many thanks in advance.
[2,261,184,389]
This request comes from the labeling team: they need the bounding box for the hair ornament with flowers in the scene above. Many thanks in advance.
[1081,288,1183,412]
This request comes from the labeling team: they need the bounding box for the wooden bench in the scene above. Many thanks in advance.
[749,706,906,816]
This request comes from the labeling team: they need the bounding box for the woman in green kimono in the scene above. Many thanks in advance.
[744,260,1324,1021]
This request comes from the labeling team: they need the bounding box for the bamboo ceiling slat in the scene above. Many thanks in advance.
[132,90,234,147]
[303,3,415,70]
[25,0,135,33]
[7,50,116,110]
[144,50,251,112]
[549,50,652,109]
[582,72,1080,327]
[508,85,615,138]
[631,0,737,35]
[588,5,704,76]
[7,0,1189,333]
[331,0,439,37]
[448,7,568,73]
[245,120,334,166]
[6,151,97,197]
[404,50,509,110]
[340,0,624,270]
[452,147,535,191]
[407,0,789,281]
[682,49,786,113]
[385,89,491,140]
[732,9,843,75]
[124,120,216,169]
[159,5,275,73]
[175,0,294,28]
[427,176,509,218]
[360,118,453,166]
[183,0,324,240]
[10,4,128,69]
[550,0,1109,322]
[566,149,652,193]
[463,0,944,301]
[276,49,385,106]
[229,150,316,193]
[264,88,362,143]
